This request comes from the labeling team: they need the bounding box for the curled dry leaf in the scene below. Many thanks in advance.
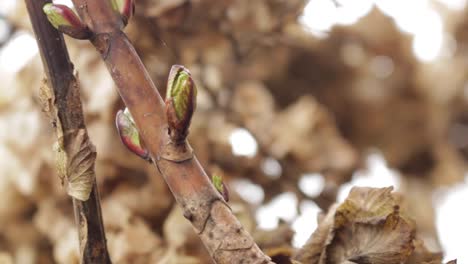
[294,187,417,264]
[40,79,96,201]
[63,129,96,201]
[328,212,414,264]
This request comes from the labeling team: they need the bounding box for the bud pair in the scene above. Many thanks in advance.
[116,65,197,160]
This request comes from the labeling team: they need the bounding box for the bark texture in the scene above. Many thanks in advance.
[25,0,111,263]
[70,0,273,263]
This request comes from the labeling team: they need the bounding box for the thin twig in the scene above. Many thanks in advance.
[25,0,111,263]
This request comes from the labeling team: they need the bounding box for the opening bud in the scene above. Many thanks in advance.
[212,174,229,202]
[165,65,197,143]
[111,0,135,26]
[43,3,91,39]
[115,108,150,161]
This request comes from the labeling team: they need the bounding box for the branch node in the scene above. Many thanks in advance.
[160,140,193,162]
[91,32,113,60]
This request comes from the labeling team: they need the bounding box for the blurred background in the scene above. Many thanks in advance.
[0,0,467,263]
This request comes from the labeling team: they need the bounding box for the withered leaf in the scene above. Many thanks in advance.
[294,187,416,264]
[64,129,96,201]
[327,212,414,264]
[40,78,95,201]
[335,187,397,225]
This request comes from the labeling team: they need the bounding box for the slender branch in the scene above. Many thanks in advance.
[25,0,111,263]
[67,0,274,263]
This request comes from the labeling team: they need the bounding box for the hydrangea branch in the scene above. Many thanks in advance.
[25,0,111,263]
[51,0,274,262]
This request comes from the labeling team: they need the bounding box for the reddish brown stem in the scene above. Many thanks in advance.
[25,0,111,263]
[70,0,274,263]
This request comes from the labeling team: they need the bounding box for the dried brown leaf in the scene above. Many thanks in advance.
[64,129,96,201]
[39,79,95,201]
[327,212,414,264]
[335,187,397,225]
[294,187,416,264]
